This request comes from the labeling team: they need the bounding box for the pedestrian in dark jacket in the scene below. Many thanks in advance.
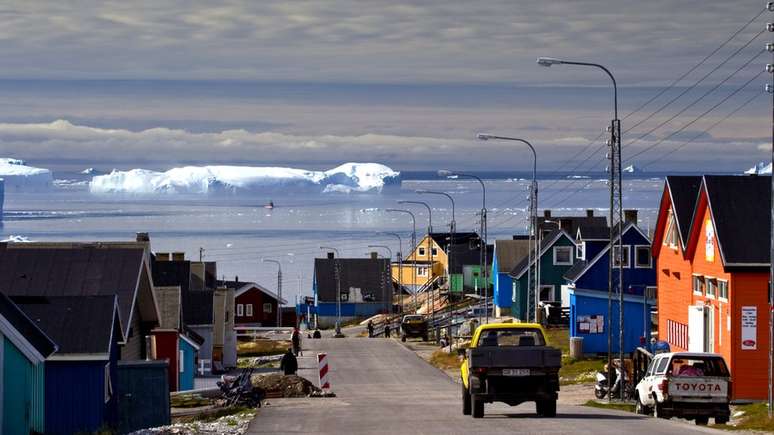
[291,328,302,356]
[313,329,322,339]
[384,324,391,338]
[367,320,374,337]
[280,348,298,375]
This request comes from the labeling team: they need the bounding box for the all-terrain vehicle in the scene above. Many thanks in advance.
[400,314,429,342]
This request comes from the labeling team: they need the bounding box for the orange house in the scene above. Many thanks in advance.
[653,175,770,400]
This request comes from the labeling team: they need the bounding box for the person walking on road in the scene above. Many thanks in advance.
[367,320,374,338]
[280,348,298,375]
[291,327,302,356]
[384,324,391,338]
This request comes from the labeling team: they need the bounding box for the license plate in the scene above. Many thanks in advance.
[503,369,530,376]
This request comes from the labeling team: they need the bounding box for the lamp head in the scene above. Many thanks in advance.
[537,57,562,67]
[476,133,492,141]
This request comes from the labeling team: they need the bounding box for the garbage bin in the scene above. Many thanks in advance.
[569,336,584,359]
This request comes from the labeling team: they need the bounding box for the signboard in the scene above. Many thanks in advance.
[705,219,715,262]
[741,306,757,350]
[576,314,604,334]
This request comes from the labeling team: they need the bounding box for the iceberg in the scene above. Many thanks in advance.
[0,158,53,190]
[745,161,771,175]
[90,162,401,195]
[623,164,642,174]
[81,167,104,175]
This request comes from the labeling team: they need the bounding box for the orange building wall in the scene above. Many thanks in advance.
[730,271,769,400]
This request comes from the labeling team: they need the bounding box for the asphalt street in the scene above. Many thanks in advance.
[247,336,729,435]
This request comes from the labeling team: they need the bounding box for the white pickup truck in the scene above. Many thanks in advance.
[634,352,730,425]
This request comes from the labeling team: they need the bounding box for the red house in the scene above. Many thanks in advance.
[219,280,286,327]
[653,175,770,400]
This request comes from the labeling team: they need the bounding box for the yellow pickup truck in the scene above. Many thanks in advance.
[460,322,561,418]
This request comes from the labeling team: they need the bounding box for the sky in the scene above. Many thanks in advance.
[0,0,770,173]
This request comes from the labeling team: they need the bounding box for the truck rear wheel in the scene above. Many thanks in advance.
[635,395,650,415]
[695,417,708,425]
[537,400,556,417]
[653,402,667,419]
[462,386,471,415]
[401,335,406,342]
[471,395,484,418]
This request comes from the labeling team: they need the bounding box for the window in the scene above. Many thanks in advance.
[645,286,657,300]
[418,247,426,256]
[417,266,428,277]
[706,278,717,298]
[692,275,705,295]
[612,245,630,268]
[645,359,656,376]
[664,211,678,249]
[553,246,573,265]
[246,304,253,316]
[635,246,652,268]
[263,303,273,314]
[477,327,546,347]
[577,242,586,260]
[104,363,112,403]
[655,357,670,375]
[718,280,729,301]
[237,304,244,317]
[340,289,349,302]
[431,247,438,256]
[179,350,185,373]
[539,285,555,302]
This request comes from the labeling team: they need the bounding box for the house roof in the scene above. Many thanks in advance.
[182,325,205,346]
[511,229,573,278]
[154,286,182,330]
[494,239,530,273]
[666,176,702,248]
[0,291,57,360]
[15,295,118,357]
[563,221,650,282]
[537,215,608,236]
[428,232,480,252]
[701,175,771,265]
[577,225,611,241]
[314,257,391,302]
[563,260,588,281]
[183,289,214,326]
[217,280,287,304]
[151,257,191,293]
[0,244,153,341]
[447,243,493,274]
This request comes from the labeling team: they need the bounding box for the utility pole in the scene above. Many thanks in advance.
[320,246,342,336]
[262,259,282,327]
[199,247,205,262]
[766,1,774,416]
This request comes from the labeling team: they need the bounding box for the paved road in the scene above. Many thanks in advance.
[248,337,727,435]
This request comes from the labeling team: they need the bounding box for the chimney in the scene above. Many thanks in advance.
[370,252,378,260]
[156,252,170,261]
[624,209,639,225]
[327,252,335,260]
[172,252,185,261]
[191,262,205,291]
[235,275,239,283]
[586,209,594,218]
[136,232,150,242]
[543,210,551,218]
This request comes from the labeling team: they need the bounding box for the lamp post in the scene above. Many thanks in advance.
[320,246,343,337]
[766,5,774,415]
[379,232,403,315]
[262,259,282,327]
[538,55,623,401]
[399,200,436,329]
[369,244,393,318]
[386,209,418,311]
[477,134,538,321]
[439,169,489,324]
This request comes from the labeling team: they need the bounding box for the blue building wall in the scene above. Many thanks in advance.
[581,240,608,263]
[3,338,45,435]
[45,361,115,434]
[569,290,654,354]
[178,339,197,391]
[492,255,513,309]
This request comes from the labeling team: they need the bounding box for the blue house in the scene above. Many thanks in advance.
[178,331,201,391]
[492,238,530,317]
[16,295,121,435]
[0,291,57,435]
[564,220,656,354]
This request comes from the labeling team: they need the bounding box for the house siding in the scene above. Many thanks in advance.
[3,338,45,435]
[45,361,111,435]
[122,306,143,361]
[235,288,278,326]
[178,339,197,391]
[513,234,576,319]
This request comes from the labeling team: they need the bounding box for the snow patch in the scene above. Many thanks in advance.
[0,158,53,190]
[2,235,32,243]
[745,161,771,175]
[90,162,400,195]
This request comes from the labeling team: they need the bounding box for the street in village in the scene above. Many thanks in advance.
[247,332,730,435]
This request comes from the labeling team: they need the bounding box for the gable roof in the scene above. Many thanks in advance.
[154,286,182,330]
[692,175,771,266]
[0,244,155,342]
[0,291,57,361]
[666,176,702,248]
[217,280,286,304]
[564,221,650,282]
[494,239,530,273]
[183,289,214,326]
[15,295,118,358]
[511,229,574,279]
[314,257,391,302]
[537,215,608,236]
[447,243,493,274]
[576,225,611,241]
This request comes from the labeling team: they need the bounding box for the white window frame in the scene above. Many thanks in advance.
[236,303,244,317]
[417,266,428,277]
[634,245,652,269]
[718,279,729,302]
[179,350,185,373]
[576,241,586,260]
[539,285,555,302]
[692,274,705,296]
[263,302,273,314]
[612,245,630,268]
[705,277,717,299]
[553,246,573,266]
[246,304,253,316]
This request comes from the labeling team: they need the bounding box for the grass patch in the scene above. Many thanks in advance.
[170,393,210,408]
[237,357,280,369]
[713,403,774,431]
[583,399,635,413]
[237,339,291,357]
[560,357,604,385]
[429,349,463,370]
[544,328,570,355]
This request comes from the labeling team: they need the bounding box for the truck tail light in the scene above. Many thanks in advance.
[658,379,668,392]
[473,367,487,375]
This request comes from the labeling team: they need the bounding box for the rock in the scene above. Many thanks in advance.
[249,373,321,397]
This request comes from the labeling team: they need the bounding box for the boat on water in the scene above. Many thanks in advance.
[264,200,274,209]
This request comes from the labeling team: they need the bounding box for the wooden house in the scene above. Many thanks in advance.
[653,175,771,400]
[219,279,286,327]
[491,238,530,317]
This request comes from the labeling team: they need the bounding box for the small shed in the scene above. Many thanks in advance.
[178,332,201,391]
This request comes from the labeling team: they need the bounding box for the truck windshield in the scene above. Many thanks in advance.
[669,356,729,377]
[477,328,546,347]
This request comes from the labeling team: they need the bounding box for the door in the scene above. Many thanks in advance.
[688,305,709,352]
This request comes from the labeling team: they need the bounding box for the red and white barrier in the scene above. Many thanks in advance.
[317,353,331,390]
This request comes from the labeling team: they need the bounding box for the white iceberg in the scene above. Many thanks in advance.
[90,162,401,195]
[81,167,103,175]
[0,158,53,190]
[623,164,642,174]
[745,161,771,175]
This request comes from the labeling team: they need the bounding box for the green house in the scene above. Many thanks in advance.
[0,292,57,435]
[510,229,575,320]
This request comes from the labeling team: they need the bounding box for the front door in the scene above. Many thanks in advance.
[688,305,711,352]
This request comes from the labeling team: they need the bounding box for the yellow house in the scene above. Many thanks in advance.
[392,232,481,292]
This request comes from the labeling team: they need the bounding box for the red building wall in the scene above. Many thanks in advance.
[152,330,179,392]
[235,287,278,326]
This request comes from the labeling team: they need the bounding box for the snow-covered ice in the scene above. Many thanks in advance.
[0,158,53,190]
[745,161,771,175]
[89,162,401,194]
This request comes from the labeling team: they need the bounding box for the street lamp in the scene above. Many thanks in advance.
[438,169,489,324]
[320,246,344,337]
[262,259,283,327]
[399,200,437,334]
[477,133,538,322]
[386,209,418,311]
[539,55,623,401]
[379,232,403,315]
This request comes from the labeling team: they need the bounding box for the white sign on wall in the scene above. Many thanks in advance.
[741,306,757,350]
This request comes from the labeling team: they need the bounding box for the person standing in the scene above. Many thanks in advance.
[280,348,298,375]
[367,320,374,338]
[384,324,391,338]
[291,327,302,356]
